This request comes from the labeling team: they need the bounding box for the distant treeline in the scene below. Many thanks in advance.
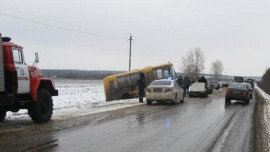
[258,68,270,94]
[42,69,122,80]
[42,69,262,83]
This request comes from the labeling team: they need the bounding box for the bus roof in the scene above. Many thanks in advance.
[104,62,173,81]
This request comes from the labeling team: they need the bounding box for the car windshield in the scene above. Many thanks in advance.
[229,83,245,89]
[150,80,172,86]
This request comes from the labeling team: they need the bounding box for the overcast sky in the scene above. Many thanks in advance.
[0,0,270,76]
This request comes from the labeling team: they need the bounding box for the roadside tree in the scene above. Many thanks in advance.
[211,60,224,80]
[180,48,205,81]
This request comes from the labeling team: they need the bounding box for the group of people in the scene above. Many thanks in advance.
[136,72,190,103]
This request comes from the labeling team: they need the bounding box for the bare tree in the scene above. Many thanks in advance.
[211,60,224,80]
[180,48,205,81]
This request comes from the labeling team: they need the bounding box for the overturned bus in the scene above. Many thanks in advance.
[103,63,176,101]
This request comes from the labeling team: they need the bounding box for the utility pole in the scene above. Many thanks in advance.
[128,34,133,71]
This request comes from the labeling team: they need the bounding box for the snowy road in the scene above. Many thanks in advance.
[0,88,259,152]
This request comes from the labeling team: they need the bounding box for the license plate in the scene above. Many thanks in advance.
[232,91,240,94]
[153,88,162,92]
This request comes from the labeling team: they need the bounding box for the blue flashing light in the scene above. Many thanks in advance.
[166,117,171,128]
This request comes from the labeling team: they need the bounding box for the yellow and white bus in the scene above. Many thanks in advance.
[103,62,177,101]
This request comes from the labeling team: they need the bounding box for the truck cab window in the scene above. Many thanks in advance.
[12,49,24,64]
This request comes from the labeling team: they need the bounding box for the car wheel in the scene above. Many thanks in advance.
[225,98,231,104]
[245,100,249,105]
[0,110,6,122]
[180,92,185,103]
[201,93,208,98]
[28,90,53,123]
[146,100,152,105]
[172,94,177,105]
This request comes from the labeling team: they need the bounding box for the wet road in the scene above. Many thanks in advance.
[56,97,254,152]
[0,92,255,152]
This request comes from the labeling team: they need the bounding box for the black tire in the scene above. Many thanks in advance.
[245,100,249,105]
[172,94,177,105]
[139,97,143,103]
[28,90,53,123]
[201,93,208,98]
[0,110,6,122]
[146,100,152,105]
[180,92,185,103]
[225,98,231,104]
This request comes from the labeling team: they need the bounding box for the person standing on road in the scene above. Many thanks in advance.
[182,76,190,94]
[137,72,146,103]
[177,76,183,86]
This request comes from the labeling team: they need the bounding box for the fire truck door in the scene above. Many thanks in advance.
[12,48,30,94]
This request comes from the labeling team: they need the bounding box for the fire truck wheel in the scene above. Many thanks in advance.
[0,110,6,121]
[28,89,53,123]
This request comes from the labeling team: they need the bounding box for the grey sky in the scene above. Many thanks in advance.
[0,0,269,76]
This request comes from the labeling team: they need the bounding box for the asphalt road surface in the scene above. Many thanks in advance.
[0,91,257,152]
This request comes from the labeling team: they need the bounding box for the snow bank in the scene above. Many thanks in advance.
[5,79,142,120]
[255,83,270,149]
[255,84,270,103]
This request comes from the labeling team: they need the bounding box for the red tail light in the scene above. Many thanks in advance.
[243,90,247,95]
[165,88,173,93]
[146,88,151,93]
[226,89,230,94]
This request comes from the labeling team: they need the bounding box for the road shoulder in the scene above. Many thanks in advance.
[254,88,270,152]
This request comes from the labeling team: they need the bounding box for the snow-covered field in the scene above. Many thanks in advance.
[6,79,141,120]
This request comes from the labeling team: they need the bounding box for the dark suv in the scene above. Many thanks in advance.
[225,82,253,104]
[245,78,255,88]
[209,80,220,90]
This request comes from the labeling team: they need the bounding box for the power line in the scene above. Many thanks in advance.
[0,5,79,27]
[0,5,128,36]
[0,12,126,40]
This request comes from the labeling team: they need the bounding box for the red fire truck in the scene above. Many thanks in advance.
[0,33,58,123]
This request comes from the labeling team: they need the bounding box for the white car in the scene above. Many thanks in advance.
[145,79,185,105]
[189,82,208,97]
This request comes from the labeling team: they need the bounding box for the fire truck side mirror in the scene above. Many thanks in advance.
[35,52,39,63]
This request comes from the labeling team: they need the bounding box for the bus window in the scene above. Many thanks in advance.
[118,75,130,88]
[130,73,140,90]
[145,71,156,85]
[109,81,116,98]
[109,81,116,89]
[170,65,176,77]
[108,81,121,100]
[156,69,163,79]
[164,68,170,78]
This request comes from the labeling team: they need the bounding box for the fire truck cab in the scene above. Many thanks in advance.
[0,33,58,123]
